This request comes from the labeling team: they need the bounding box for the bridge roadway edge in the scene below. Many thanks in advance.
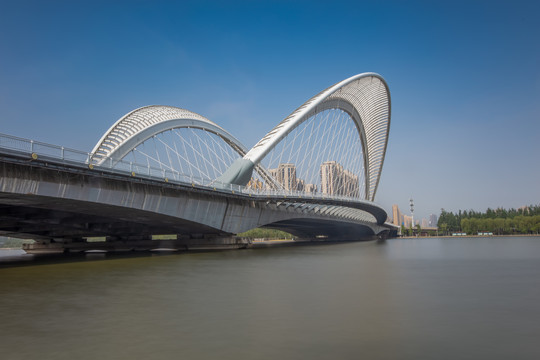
[0,154,390,253]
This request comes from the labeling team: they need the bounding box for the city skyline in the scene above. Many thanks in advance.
[392,204,438,229]
[0,1,538,219]
[267,161,360,198]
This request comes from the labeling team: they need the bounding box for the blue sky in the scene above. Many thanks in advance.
[1,0,538,220]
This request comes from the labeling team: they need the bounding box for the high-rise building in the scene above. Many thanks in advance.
[269,163,297,190]
[320,161,359,197]
[320,161,339,195]
[392,204,403,226]
[269,163,317,193]
[269,168,279,189]
[343,169,360,197]
[403,215,413,228]
[429,214,438,227]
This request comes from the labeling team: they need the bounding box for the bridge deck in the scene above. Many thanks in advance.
[0,139,392,253]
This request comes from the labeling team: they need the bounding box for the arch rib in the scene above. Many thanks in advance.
[91,105,246,165]
[91,105,280,189]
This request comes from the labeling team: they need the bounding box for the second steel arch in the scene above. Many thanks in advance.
[218,73,391,201]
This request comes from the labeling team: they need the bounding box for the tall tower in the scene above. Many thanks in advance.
[409,198,414,227]
[320,161,340,195]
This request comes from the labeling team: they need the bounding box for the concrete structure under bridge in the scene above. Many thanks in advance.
[0,73,397,253]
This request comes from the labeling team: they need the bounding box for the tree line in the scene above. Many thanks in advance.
[237,228,294,239]
[437,205,540,235]
[0,236,33,248]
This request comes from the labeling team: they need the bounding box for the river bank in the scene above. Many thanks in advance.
[400,233,540,239]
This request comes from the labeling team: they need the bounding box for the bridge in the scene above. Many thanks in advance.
[0,73,396,253]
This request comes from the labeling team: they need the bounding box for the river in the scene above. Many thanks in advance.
[1,236,539,359]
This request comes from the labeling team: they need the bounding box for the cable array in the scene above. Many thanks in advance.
[262,109,365,199]
[90,73,390,202]
[121,128,241,181]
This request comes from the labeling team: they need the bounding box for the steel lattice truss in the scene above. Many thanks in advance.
[90,73,391,202]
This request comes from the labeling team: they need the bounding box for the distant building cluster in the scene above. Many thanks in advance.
[391,204,438,228]
[269,163,316,192]
[392,204,413,227]
[248,161,360,198]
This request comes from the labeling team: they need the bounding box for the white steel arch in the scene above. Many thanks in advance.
[90,105,246,165]
[219,73,391,201]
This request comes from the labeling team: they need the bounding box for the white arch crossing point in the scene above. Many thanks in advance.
[91,73,391,201]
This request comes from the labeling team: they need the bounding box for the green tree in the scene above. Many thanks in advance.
[440,223,448,236]
[484,218,494,233]
[494,218,505,235]
[532,216,540,234]
[440,204,540,235]
[504,218,515,234]
[461,218,471,234]
[470,218,479,234]
[518,216,533,234]
[238,228,294,239]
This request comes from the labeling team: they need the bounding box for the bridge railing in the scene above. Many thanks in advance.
[0,133,92,163]
[0,132,374,206]
[0,134,33,153]
[0,132,248,190]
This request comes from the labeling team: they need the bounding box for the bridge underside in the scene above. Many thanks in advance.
[264,218,377,241]
[0,196,227,240]
[0,156,389,253]
[0,193,251,253]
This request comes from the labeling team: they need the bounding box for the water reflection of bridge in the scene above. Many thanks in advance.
[0,73,397,253]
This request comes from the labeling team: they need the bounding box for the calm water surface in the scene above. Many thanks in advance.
[1,237,539,359]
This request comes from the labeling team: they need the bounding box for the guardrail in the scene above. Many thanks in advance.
[0,132,378,208]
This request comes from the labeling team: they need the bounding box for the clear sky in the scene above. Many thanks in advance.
[1,0,539,220]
